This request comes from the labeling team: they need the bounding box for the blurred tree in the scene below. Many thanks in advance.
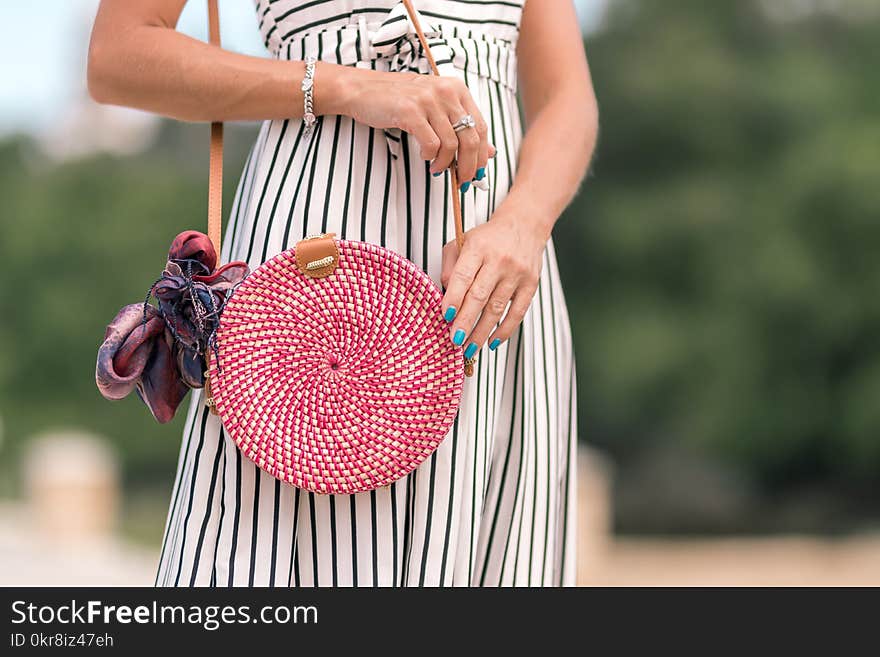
[554,0,880,528]
[0,122,257,491]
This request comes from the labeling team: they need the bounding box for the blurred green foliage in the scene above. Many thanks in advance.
[1,0,878,533]
[554,0,880,530]
[0,123,257,493]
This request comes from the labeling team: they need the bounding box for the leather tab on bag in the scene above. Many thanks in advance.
[295,233,339,279]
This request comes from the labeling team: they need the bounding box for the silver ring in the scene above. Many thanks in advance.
[452,114,476,132]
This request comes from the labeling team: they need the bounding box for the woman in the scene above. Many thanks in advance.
[88,0,598,587]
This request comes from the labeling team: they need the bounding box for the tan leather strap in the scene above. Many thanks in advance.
[204,0,223,415]
[401,0,465,251]
[204,0,465,258]
[207,0,223,256]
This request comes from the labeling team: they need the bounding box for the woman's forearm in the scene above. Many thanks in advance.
[86,21,360,122]
[503,87,599,242]
[500,0,599,242]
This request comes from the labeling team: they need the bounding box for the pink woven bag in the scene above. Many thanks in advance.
[202,0,471,495]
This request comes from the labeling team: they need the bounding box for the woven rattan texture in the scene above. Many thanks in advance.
[209,240,464,495]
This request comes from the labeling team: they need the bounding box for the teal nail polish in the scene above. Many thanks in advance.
[475,167,485,181]
[459,181,470,193]
[464,342,478,359]
[443,306,457,322]
[432,171,443,177]
[452,329,466,346]
[489,338,501,351]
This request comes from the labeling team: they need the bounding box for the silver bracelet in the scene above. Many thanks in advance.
[301,56,317,136]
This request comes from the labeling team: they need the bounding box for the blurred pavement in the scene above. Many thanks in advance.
[1,440,878,586]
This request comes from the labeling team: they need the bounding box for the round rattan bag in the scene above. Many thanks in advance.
[205,234,466,495]
[200,0,471,495]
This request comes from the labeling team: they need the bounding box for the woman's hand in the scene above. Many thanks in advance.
[435,0,599,359]
[326,67,495,186]
[439,202,550,358]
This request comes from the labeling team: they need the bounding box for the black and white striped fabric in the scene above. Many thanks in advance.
[155,0,578,587]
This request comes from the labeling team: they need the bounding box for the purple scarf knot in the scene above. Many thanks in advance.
[95,231,249,423]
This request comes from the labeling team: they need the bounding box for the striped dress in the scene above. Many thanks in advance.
[155,0,578,587]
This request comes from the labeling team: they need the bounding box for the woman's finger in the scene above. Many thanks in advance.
[447,262,500,347]
[451,115,480,188]
[459,92,490,183]
[428,107,461,173]
[438,79,481,185]
[461,278,517,357]
[403,116,443,162]
[440,246,484,343]
[487,281,538,346]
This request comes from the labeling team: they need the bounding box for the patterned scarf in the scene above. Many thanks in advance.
[95,231,249,423]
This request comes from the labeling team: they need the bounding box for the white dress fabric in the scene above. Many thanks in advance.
[155,0,578,587]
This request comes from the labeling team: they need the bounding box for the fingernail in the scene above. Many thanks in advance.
[460,181,470,193]
[489,338,501,351]
[432,171,443,177]
[475,167,485,181]
[443,306,457,322]
[452,328,466,346]
[464,342,478,359]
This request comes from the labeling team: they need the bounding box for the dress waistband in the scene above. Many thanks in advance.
[271,2,518,93]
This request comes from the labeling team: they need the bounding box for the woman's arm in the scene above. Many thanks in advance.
[440,0,599,352]
[87,0,314,122]
[87,0,492,180]
[505,0,599,241]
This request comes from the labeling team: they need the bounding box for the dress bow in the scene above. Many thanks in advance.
[362,2,456,77]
